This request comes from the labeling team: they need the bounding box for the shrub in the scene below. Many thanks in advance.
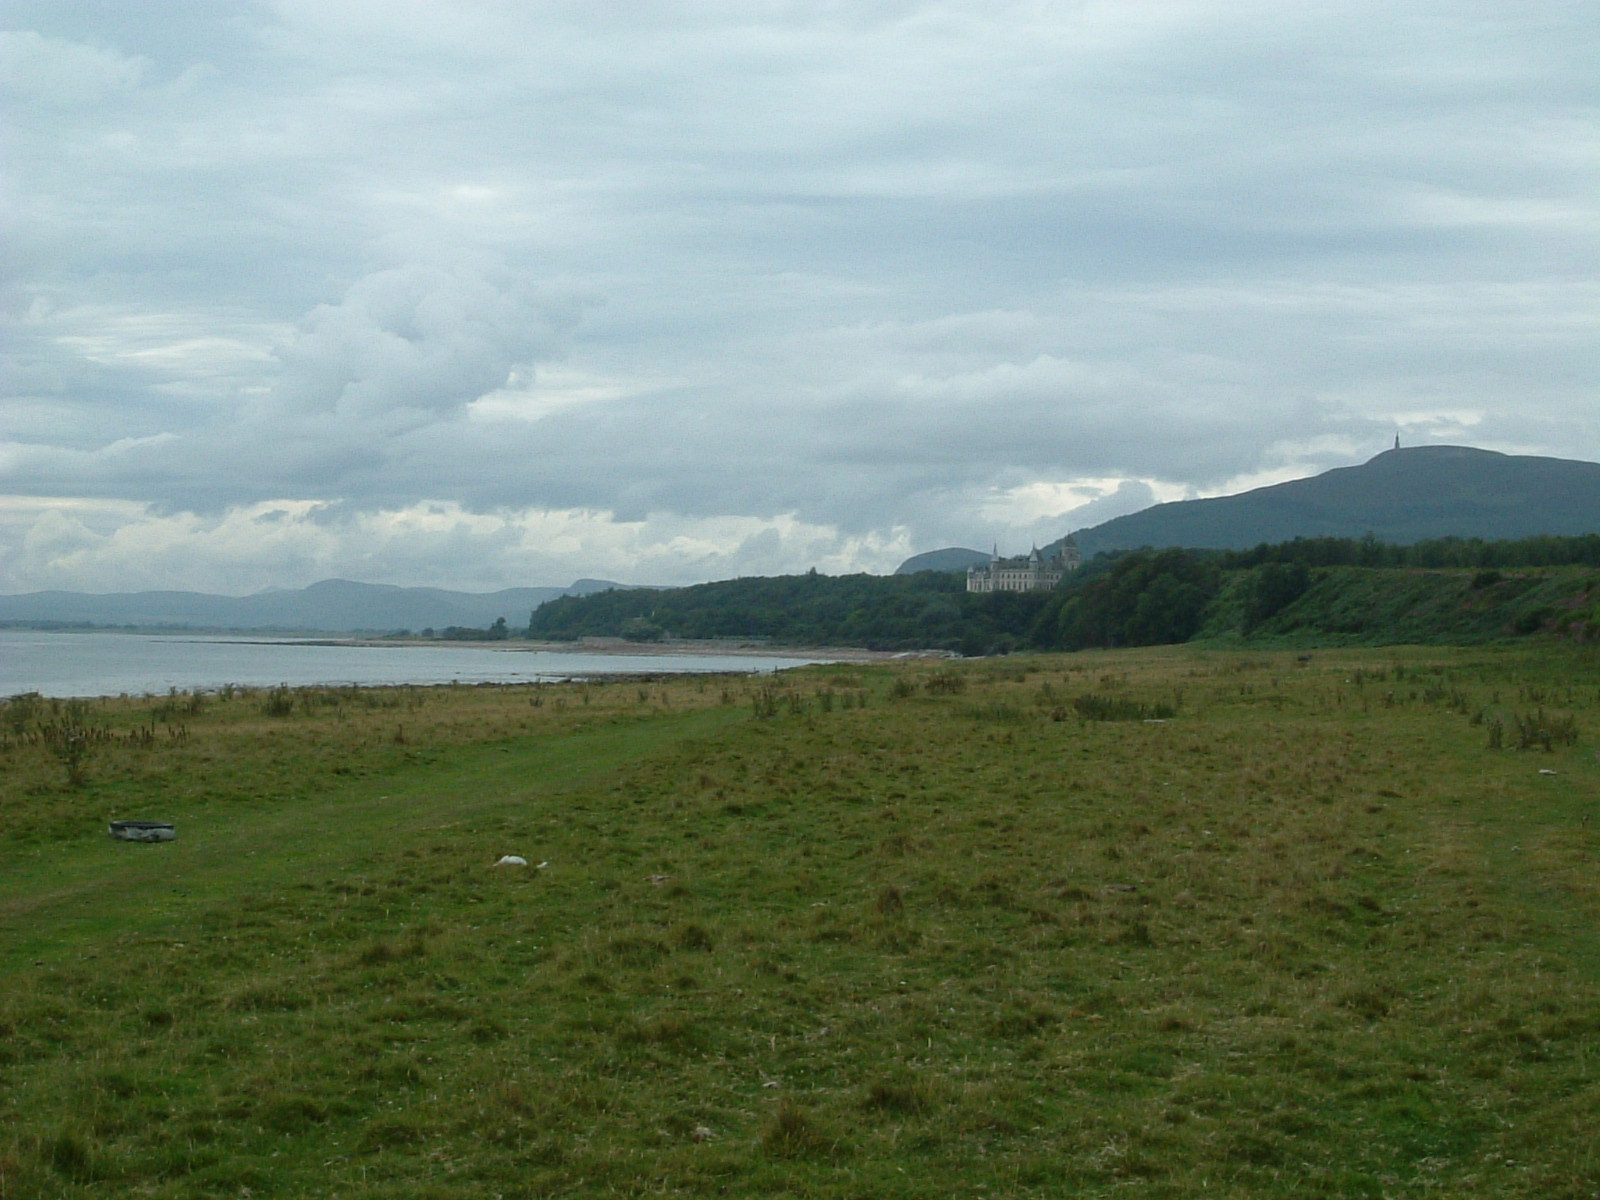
[1513,709,1578,751]
[1513,608,1555,635]
[261,686,295,717]
[3,691,42,735]
[1245,560,1312,630]
[39,700,103,786]
[1072,694,1177,722]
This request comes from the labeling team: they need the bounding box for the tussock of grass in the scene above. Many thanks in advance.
[2,650,1599,1196]
[1072,692,1179,721]
[761,1096,837,1159]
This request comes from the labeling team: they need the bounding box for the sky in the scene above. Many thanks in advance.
[2,1,1596,595]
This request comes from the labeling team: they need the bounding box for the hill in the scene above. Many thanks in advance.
[894,547,990,575]
[0,577,632,634]
[1067,446,1600,555]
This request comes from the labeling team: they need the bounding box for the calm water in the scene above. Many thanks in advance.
[0,630,816,698]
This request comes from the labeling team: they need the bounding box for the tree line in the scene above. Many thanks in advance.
[527,568,1054,656]
[526,532,1600,654]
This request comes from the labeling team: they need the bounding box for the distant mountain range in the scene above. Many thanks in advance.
[16,447,1600,629]
[897,446,1600,573]
[0,577,631,634]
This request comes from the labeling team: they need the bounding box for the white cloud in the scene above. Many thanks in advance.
[1,1,1595,592]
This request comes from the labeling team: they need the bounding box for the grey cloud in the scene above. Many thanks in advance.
[2,2,1595,591]
[1060,482,1159,532]
[266,264,579,420]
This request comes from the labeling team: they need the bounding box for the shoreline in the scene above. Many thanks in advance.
[1,631,947,700]
[344,636,951,663]
[2,627,952,661]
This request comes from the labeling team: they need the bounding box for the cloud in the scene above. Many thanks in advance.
[0,30,146,107]
[265,263,580,421]
[0,498,912,594]
[1,2,1596,592]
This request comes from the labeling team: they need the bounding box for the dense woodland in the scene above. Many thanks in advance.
[528,534,1600,654]
[528,569,1043,656]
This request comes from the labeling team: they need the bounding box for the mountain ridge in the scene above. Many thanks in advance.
[1067,446,1600,556]
[0,577,633,634]
[895,446,1600,573]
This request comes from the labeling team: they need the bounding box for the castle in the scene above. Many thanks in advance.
[966,541,1081,593]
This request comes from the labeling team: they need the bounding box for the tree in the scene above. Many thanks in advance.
[1243,561,1311,631]
[1053,548,1221,649]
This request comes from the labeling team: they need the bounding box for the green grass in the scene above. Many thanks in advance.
[1,652,1598,1197]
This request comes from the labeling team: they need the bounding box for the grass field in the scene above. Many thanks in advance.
[2,647,1597,1198]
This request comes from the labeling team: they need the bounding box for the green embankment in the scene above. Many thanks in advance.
[1206,566,1600,646]
[2,653,1598,1198]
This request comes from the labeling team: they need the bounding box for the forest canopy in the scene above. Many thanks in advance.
[528,533,1600,654]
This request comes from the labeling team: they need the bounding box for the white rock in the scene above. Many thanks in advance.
[110,820,176,842]
[494,855,529,867]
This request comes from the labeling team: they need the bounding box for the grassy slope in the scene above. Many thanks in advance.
[1,655,1598,1198]
[1199,565,1600,647]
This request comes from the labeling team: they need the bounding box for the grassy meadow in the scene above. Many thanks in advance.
[1,647,1598,1198]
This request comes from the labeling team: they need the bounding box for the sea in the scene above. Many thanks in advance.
[0,630,818,699]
